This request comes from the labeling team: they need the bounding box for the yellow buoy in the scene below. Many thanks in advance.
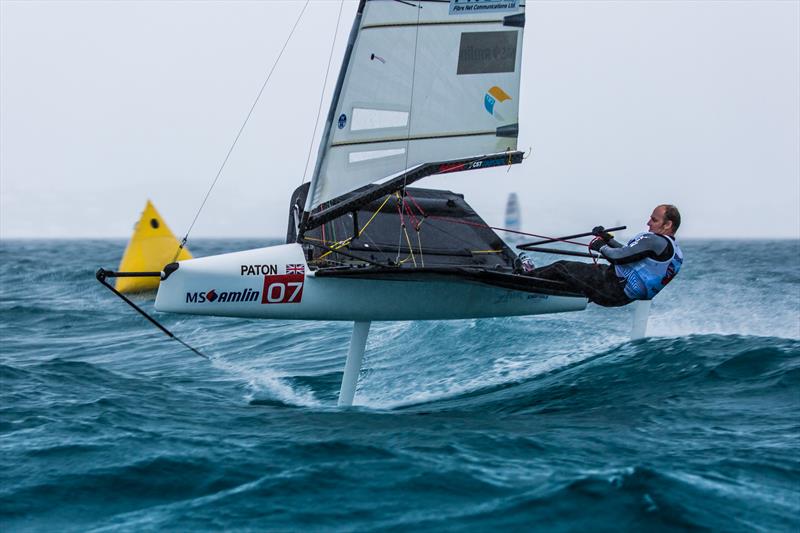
[115,200,193,293]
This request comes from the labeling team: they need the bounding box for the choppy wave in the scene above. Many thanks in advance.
[1,239,798,531]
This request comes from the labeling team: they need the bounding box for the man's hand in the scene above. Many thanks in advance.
[592,226,614,242]
[589,237,606,253]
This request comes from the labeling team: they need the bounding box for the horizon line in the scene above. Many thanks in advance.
[2,235,799,242]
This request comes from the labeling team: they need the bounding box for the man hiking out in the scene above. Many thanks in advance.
[525,205,684,307]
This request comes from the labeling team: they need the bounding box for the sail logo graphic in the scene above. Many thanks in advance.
[438,155,508,174]
[484,86,512,120]
[450,0,519,15]
[186,288,260,304]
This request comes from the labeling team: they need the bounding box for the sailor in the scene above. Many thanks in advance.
[526,205,683,307]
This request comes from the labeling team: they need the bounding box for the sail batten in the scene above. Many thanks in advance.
[305,0,526,212]
[331,129,510,147]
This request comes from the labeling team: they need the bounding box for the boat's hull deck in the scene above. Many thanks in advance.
[154,243,587,321]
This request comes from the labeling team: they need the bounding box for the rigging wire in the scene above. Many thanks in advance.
[315,193,393,261]
[172,1,311,262]
[416,225,425,267]
[401,1,423,175]
[425,215,588,246]
[403,189,593,252]
[397,0,423,263]
[401,201,425,265]
[401,190,486,252]
[302,0,346,186]
[402,225,417,266]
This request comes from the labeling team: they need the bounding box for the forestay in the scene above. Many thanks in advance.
[306,0,526,211]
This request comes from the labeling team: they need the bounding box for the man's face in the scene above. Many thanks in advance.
[647,206,673,235]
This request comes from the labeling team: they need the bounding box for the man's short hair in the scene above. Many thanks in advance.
[660,204,681,233]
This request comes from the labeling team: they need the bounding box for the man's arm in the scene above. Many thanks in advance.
[591,226,623,248]
[600,233,672,265]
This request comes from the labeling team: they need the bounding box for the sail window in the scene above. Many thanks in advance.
[348,148,406,164]
[350,108,409,131]
[457,31,518,75]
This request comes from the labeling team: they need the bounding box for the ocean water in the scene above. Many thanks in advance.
[1,238,798,531]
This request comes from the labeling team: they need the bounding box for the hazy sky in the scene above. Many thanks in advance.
[1,0,798,240]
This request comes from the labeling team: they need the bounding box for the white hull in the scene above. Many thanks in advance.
[154,244,587,321]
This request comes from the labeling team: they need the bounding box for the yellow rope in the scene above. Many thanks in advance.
[358,194,392,237]
[318,238,352,260]
[403,225,416,267]
[471,250,503,254]
[314,194,393,261]
[416,227,424,267]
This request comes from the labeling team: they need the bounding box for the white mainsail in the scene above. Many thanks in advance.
[306,0,526,211]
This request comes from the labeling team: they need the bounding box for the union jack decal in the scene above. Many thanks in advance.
[286,264,305,275]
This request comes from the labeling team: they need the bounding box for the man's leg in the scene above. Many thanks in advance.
[528,261,631,307]
[527,260,603,293]
[588,267,633,307]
